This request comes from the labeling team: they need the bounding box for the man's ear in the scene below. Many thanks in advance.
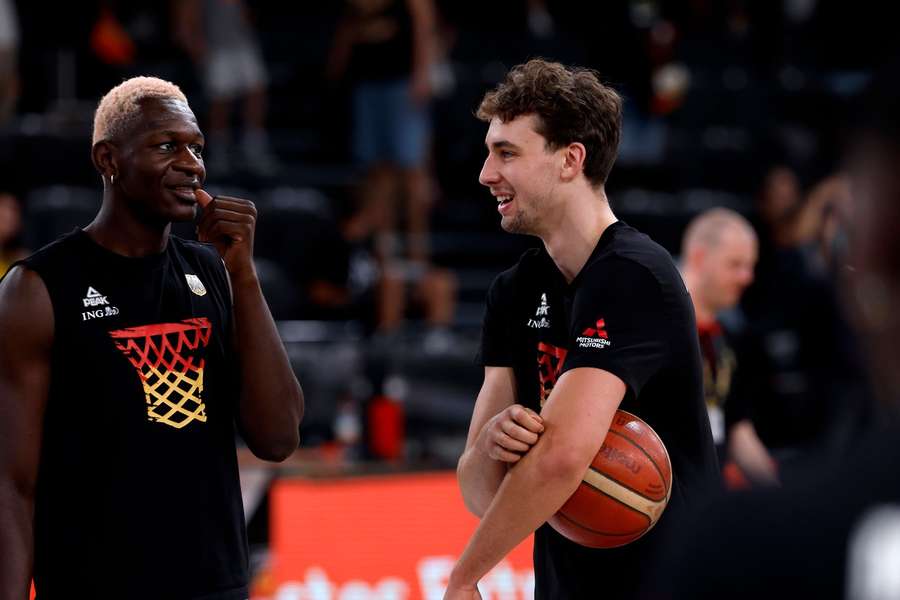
[560,142,587,183]
[686,244,707,270]
[91,141,118,181]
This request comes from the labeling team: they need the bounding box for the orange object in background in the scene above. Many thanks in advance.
[266,472,534,600]
[90,8,135,66]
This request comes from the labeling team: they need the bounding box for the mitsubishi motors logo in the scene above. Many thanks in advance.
[576,318,611,349]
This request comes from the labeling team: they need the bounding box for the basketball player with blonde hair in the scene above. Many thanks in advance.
[0,76,303,599]
[448,59,719,600]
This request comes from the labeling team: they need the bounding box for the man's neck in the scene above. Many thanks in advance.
[541,186,617,283]
[681,269,717,325]
[84,195,171,257]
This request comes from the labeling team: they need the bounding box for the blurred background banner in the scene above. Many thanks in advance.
[264,473,534,600]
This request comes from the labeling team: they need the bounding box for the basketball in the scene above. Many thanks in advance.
[548,409,672,548]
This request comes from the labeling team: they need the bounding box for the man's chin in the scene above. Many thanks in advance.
[167,205,199,223]
[500,215,530,235]
[500,218,538,235]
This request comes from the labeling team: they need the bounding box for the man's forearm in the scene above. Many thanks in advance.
[0,490,34,600]
[450,431,586,587]
[232,274,303,461]
[729,420,778,485]
[456,446,507,518]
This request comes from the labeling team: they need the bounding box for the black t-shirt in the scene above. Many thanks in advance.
[477,221,720,600]
[346,0,414,82]
[19,230,249,600]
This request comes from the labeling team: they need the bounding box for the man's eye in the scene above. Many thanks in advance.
[158,142,175,151]
[190,145,203,157]
[500,151,514,158]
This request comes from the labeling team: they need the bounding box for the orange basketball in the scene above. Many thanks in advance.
[548,409,673,548]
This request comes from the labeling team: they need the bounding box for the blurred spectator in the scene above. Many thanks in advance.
[327,0,436,266]
[679,208,771,485]
[755,165,805,248]
[298,206,457,352]
[327,0,458,342]
[794,173,854,277]
[174,0,280,176]
[730,164,869,484]
[376,258,458,352]
[0,0,20,125]
[0,192,27,276]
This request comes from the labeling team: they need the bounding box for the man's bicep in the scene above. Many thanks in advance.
[539,367,626,460]
[0,267,53,485]
[464,367,517,451]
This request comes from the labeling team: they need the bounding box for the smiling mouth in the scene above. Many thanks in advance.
[169,187,198,202]
[497,195,514,208]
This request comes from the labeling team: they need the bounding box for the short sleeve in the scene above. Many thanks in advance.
[475,273,514,366]
[561,257,670,396]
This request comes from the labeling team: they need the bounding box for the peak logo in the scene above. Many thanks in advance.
[83,286,108,307]
[576,318,611,349]
[527,293,551,329]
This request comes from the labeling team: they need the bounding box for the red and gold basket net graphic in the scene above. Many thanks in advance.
[109,318,212,429]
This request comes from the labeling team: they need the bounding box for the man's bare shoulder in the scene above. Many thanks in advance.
[0,265,54,346]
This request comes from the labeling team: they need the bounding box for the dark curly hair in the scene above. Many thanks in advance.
[477,59,623,188]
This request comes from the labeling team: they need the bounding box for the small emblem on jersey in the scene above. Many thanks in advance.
[576,318,611,349]
[82,286,108,307]
[185,274,207,296]
[527,293,551,329]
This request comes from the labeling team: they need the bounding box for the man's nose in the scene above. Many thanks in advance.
[173,147,204,176]
[479,155,499,187]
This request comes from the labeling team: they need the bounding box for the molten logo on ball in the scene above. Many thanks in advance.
[597,444,641,475]
[548,410,672,548]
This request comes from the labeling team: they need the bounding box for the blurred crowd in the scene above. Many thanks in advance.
[0,0,893,480]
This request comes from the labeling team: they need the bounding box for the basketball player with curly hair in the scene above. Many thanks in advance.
[449,59,719,600]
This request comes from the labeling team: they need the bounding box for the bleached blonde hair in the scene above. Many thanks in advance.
[92,76,189,145]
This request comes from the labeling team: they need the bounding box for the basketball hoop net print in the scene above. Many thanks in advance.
[110,318,212,429]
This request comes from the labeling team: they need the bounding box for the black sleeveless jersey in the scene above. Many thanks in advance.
[20,229,248,600]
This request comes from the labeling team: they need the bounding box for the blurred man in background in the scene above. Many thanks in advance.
[327,0,436,265]
[327,0,460,346]
[729,164,870,484]
[679,208,776,486]
[175,0,280,176]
